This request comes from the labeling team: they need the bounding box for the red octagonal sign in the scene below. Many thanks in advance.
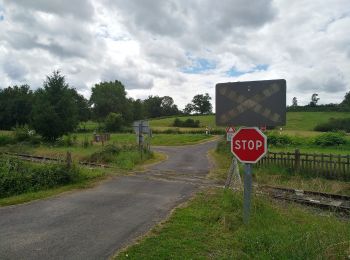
[231,127,267,163]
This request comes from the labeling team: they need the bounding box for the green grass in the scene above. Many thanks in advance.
[285,112,350,131]
[116,189,350,259]
[150,112,350,131]
[150,115,216,128]
[152,134,213,146]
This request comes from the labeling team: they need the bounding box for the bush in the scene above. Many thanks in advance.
[314,118,350,133]
[0,157,81,198]
[313,132,347,146]
[56,134,77,147]
[0,135,15,146]
[12,125,31,142]
[104,112,124,132]
[173,118,200,128]
[87,144,153,169]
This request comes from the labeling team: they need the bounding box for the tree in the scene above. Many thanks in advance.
[161,96,179,116]
[183,103,194,115]
[143,96,163,118]
[341,91,350,107]
[185,93,212,114]
[71,90,90,123]
[131,98,144,121]
[31,71,79,141]
[89,80,132,123]
[309,93,319,107]
[0,85,33,129]
[292,97,298,107]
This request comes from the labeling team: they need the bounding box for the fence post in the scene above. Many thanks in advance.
[295,149,300,172]
[66,151,72,168]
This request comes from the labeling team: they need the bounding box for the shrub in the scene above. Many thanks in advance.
[88,144,123,163]
[173,118,200,128]
[314,118,350,133]
[104,112,124,132]
[0,135,15,146]
[0,157,81,198]
[12,125,31,142]
[57,134,77,147]
[313,132,347,146]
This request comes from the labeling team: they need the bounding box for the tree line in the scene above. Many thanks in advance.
[0,71,213,140]
[288,92,350,112]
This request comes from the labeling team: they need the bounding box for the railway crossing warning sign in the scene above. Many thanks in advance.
[216,79,286,127]
[226,126,236,142]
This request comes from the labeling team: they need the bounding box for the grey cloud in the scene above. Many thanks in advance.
[108,0,187,37]
[101,67,154,90]
[108,0,276,44]
[8,0,94,21]
[2,60,27,81]
[295,76,347,93]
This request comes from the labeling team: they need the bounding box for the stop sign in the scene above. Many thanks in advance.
[231,127,267,163]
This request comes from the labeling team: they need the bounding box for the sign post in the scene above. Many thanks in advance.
[231,127,267,224]
[216,79,286,224]
[133,120,151,160]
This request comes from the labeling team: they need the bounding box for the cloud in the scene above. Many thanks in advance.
[0,0,349,107]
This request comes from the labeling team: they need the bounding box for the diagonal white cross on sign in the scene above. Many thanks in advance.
[219,84,281,124]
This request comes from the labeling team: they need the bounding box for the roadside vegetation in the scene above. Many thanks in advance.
[116,189,350,259]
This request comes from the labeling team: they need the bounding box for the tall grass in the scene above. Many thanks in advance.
[116,189,350,259]
[0,157,81,198]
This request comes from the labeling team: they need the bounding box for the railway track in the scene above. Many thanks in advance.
[260,185,350,214]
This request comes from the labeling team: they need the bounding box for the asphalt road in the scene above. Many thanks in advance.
[0,138,218,260]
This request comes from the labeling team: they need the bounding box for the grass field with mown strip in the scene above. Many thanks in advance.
[149,112,350,131]
[115,189,350,259]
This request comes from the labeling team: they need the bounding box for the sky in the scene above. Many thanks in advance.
[0,0,349,109]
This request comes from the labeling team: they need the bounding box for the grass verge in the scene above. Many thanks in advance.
[0,151,165,207]
[0,167,109,207]
[115,189,350,259]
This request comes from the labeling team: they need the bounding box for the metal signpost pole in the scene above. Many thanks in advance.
[139,121,143,160]
[243,163,253,224]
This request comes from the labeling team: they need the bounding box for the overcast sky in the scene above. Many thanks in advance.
[0,0,349,108]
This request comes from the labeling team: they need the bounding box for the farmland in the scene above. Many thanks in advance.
[149,112,350,131]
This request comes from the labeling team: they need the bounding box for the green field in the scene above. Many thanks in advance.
[149,112,350,131]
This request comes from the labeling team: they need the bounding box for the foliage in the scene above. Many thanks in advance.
[340,91,350,107]
[87,144,153,169]
[184,93,212,114]
[56,134,78,147]
[313,132,347,146]
[143,95,179,118]
[116,189,350,259]
[314,117,350,132]
[0,135,15,146]
[173,117,200,128]
[0,157,80,198]
[90,80,133,123]
[0,85,33,130]
[292,97,298,106]
[309,93,320,106]
[71,90,91,122]
[31,71,79,141]
[104,112,124,132]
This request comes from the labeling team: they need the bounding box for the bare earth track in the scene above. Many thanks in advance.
[0,139,217,260]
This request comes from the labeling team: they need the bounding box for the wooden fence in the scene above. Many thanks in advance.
[257,149,350,181]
